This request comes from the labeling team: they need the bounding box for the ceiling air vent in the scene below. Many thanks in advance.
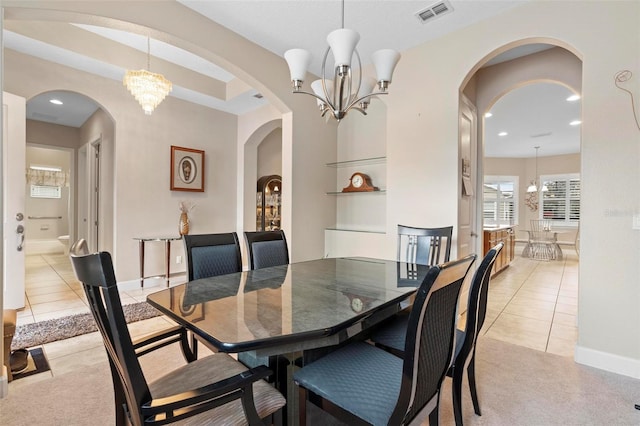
[415,0,453,24]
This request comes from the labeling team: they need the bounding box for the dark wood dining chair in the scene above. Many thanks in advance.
[293,254,476,426]
[369,243,504,425]
[397,224,453,265]
[244,230,289,270]
[182,232,243,358]
[69,240,285,426]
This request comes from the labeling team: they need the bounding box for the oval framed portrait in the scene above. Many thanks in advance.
[179,156,197,184]
[170,146,205,192]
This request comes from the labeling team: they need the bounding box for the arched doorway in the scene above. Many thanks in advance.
[460,42,583,357]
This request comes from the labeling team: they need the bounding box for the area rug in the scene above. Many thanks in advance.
[11,302,162,350]
[11,348,51,380]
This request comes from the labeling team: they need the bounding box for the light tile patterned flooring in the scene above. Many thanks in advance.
[12,248,578,387]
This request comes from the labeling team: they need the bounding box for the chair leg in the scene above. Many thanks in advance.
[467,355,481,416]
[298,386,308,426]
[451,366,464,426]
[109,363,128,426]
[428,401,439,426]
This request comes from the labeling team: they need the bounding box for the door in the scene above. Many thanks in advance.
[458,94,478,258]
[3,92,26,309]
[457,94,478,313]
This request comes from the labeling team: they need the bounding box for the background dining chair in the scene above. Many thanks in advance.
[244,230,289,270]
[183,233,242,358]
[369,243,504,426]
[293,254,476,426]
[69,241,285,426]
[526,219,558,260]
[183,232,242,281]
[397,224,453,265]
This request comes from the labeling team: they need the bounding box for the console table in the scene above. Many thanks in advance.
[133,236,181,287]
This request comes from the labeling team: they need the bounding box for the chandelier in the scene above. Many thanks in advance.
[123,37,172,115]
[526,146,549,193]
[284,0,400,121]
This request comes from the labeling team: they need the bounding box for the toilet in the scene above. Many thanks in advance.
[58,235,70,255]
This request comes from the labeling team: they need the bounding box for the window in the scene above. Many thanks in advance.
[483,176,518,226]
[540,173,580,226]
[30,184,61,199]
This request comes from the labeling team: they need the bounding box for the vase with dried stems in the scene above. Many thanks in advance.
[178,201,195,235]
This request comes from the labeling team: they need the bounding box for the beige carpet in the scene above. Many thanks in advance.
[1,337,639,425]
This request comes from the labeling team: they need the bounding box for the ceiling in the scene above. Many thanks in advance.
[3,0,580,158]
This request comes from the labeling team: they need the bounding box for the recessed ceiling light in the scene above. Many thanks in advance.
[498,131,508,136]
[566,94,580,102]
[49,99,63,105]
[570,120,582,126]
[484,112,493,118]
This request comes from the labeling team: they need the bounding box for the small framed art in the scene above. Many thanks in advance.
[170,145,204,192]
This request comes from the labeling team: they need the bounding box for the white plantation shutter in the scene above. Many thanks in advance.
[541,174,580,226]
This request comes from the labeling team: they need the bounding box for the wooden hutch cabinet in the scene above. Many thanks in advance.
[256,175,281,231]
[483,226,515,276]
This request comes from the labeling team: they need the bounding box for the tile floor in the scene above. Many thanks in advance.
[11,247,579,388]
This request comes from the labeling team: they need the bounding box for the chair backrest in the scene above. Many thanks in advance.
[244,230,289,270]
[69,239,150,425]
[457,242,504,365]
[530,219,552,232]
[397,224,453,265]
[183,233,242,281]
[389,254,476,424]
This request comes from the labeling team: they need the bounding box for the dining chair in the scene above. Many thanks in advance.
[182,233,243,357]
[526,219,557,260]
[293,254,476,426]
[69,240,286,426]
[397,224,453,265]
[183,232,243,281]
[244,230,289,270]
[369,243,504,426]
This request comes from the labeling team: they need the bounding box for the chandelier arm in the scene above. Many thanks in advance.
[290,89,337,105]
[351,49,362,106]
[320,46,338,111]
[343,90,388,112]
[349,106,367,116]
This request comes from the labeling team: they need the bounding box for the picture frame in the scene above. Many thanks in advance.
[170,145,205,192]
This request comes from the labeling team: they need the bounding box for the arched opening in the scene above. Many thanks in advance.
[460,41,582,357]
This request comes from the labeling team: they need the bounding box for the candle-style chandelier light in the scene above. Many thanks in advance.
[284,0,401,121]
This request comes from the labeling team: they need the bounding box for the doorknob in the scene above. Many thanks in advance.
[16,224,25,251]
[470,231,478,237]
[16,212,24,221]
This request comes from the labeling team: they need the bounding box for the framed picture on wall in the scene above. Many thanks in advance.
[170,145,204,192]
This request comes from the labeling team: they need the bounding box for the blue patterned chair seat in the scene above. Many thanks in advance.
[293,341,403,426]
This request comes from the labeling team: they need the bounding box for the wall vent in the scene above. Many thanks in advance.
[415,0,453,23]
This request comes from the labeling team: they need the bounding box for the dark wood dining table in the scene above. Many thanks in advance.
[146,257,430,424]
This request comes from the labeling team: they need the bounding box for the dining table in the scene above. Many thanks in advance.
[146,256,430,425]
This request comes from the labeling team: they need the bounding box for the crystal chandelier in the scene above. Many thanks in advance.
[123,37,172,115]
[284,0,400,121]
[526,146,549,193]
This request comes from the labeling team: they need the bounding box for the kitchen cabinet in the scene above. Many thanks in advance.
[483,226,515,276]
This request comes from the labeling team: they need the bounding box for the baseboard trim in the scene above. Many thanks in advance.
[575,344,640,379]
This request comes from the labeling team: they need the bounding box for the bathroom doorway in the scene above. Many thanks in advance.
[24,145,74,256]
